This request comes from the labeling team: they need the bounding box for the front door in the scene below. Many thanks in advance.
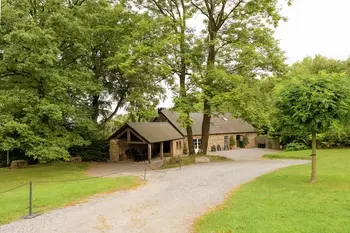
[193,139,202,153]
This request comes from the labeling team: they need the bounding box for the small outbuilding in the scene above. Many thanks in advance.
[109,122,184,163]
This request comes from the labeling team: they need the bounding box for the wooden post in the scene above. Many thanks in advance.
[160,142,164,160]
[148,144,152,164]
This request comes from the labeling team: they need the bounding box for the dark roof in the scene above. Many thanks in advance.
[110,122,184,143]
[160,109,256,136]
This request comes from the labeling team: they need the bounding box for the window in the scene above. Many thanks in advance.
[193,139,202,149]
[176,141,179,149]
[193,139,198,147]
[179,141,182,149]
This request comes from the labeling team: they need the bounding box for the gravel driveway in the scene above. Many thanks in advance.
[0,149,308,233]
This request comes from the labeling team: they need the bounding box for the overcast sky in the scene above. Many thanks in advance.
[160,0,350,108]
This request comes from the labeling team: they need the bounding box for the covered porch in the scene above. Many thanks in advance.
[109,122,184,163]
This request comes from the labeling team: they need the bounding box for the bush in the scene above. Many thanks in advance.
[285,142,309,151]
[0,152,6,167]
[229,136,236,148]
[239,141,244,148]
[217,144,222,151]
[69,140,109,162]
[243,135,249,147]
[165,156,181,165]
[211,145,216,152]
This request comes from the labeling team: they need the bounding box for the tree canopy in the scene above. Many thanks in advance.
[0,0,169,161]
[274,72,350,181]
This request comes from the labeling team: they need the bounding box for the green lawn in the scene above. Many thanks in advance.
[194,149,350,233]
[162,154,231,169]
[0,162,140,225]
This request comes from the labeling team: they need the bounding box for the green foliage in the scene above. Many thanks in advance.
[274,72,350,136]
[210,145,217,152]
[216,144,222,151]
[189,0,289,153]
[285,142,309,152]
[290,55,349,76]
[243,135,249,147]
[69,140,109,162]
[161,154,231,169]
[0,0,168,161]
[239,141,245,148]
[229,136,236,147]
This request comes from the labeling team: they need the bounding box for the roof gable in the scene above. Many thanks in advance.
[110,122,184,143]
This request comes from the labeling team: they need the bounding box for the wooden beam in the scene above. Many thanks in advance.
[160,142,164,160]
[127,141,147,145]
[148,144,152,164]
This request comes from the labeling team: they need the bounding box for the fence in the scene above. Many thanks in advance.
[0,157,183,219]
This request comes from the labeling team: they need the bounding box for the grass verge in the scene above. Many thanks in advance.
[194,149,350,233]
[263,150,312,160]
[162,154,231,169]
[0,162,141,225]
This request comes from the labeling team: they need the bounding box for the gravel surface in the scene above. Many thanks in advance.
[0,149,308,233]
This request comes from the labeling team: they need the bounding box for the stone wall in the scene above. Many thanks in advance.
[245,133,257,148]
[109,139,119,162]
[206,133,257,153]
[172,139,184,157]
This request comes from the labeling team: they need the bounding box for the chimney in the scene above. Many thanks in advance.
[158,107,166,114]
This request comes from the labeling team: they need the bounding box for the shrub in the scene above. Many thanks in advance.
[69,139,109,162]
[165,156,181,165]
[211,145,216,152]
[229,136,236,148]
[243,135,249,147]
[285,142,309,151]
[217,144,222,151]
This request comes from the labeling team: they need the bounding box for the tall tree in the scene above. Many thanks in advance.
[274,73,350,182]
[191,0,288,153]
[0,0,97,161]
[134,0,197,154]
[56,1,169,126]
[0,0,170,161]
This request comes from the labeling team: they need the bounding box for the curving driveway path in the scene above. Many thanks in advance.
[0,149,308,233]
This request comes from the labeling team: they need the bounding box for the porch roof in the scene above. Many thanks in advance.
[110,122,184,143]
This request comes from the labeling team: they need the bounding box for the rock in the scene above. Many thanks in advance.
[195,156,210,163]
[10,160,28,169]
[70,156,82,163]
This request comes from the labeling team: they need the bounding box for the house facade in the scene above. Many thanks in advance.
[109,109,258,163]
[153,109,257,153]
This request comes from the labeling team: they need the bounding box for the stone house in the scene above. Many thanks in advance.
[154,109,257,153]
[109,109,257,163]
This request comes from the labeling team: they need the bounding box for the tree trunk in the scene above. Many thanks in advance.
[91,95,99,123]
[201,21,216,155]
[311,131,317,183]
[186,126,195,155]
[179,5,194,155]
[201,100,211,154]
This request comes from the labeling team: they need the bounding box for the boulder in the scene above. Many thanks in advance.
[195,156,210,163]
[70,156,82,163]
[10,160,28,169]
